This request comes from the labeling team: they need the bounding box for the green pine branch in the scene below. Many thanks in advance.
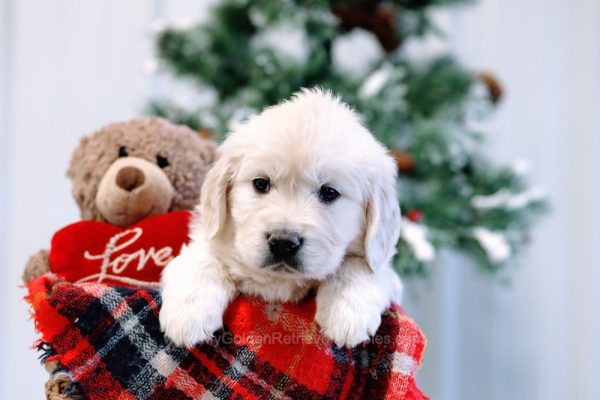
[147,0,548,277]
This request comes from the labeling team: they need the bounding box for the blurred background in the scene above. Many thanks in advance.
[0,0,598,399]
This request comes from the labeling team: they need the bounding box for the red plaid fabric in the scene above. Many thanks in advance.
[27,275,428,399]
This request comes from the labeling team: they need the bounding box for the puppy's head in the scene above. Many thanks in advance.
[200,89,400,281]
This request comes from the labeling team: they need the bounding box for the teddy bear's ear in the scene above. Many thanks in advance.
[67,136,90,180]
[198,154,234,239]
[67,135,104,221]
[196,137,218,168]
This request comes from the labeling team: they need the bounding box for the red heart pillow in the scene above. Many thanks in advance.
[49,211,191,288]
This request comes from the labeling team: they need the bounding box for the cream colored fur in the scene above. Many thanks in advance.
[160,89,402,348]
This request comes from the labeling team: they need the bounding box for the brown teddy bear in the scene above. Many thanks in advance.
[22,117,216,284]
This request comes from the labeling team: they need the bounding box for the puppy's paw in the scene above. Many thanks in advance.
[315,298,382,348]
[159,293,224,348]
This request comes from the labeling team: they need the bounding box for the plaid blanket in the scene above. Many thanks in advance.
[27,275,428,400]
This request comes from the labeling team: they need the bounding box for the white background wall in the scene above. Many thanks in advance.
[1,1,598,399]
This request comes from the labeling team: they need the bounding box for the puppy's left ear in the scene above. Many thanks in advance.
[364,159,401,271]
[199,154,234,240]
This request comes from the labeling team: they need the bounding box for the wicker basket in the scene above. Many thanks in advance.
[43,361,82,400]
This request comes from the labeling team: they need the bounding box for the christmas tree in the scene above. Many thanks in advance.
[148,0,547,276]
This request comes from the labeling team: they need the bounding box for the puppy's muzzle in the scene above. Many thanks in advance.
[267,230,303,261]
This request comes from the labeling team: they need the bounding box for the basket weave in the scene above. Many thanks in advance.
[43,361,82,400]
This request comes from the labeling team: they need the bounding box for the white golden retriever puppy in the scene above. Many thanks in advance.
[160,89,402,348]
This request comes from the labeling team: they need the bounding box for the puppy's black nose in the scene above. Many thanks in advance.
[267,231,303,259]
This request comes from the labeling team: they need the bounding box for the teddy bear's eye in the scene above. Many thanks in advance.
[118,146,128,158]
[156,155,169,168]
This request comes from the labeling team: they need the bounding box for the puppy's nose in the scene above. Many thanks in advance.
[268,231,303,259]
[116,166,145,192]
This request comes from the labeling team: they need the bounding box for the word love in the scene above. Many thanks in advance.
[81,227,174,286]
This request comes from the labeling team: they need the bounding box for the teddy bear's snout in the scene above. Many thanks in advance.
[95,157,175,227]
[116,166,146,192]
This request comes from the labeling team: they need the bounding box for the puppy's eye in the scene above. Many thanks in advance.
[118,146,128,158]
[156,155,169,168]
[252,178,270,194]
[319,185,340,203]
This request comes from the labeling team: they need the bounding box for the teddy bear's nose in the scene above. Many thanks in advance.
[116,166,146,192]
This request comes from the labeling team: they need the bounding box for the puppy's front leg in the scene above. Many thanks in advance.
[159,241,235,348]
[315,257,403,347]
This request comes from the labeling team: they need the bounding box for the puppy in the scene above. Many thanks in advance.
[160,89,402,348]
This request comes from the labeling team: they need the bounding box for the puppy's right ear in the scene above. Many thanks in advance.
[363,158,401,271]
[199,155,233,240]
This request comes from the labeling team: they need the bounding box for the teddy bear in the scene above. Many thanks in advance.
[22,117,217,284]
